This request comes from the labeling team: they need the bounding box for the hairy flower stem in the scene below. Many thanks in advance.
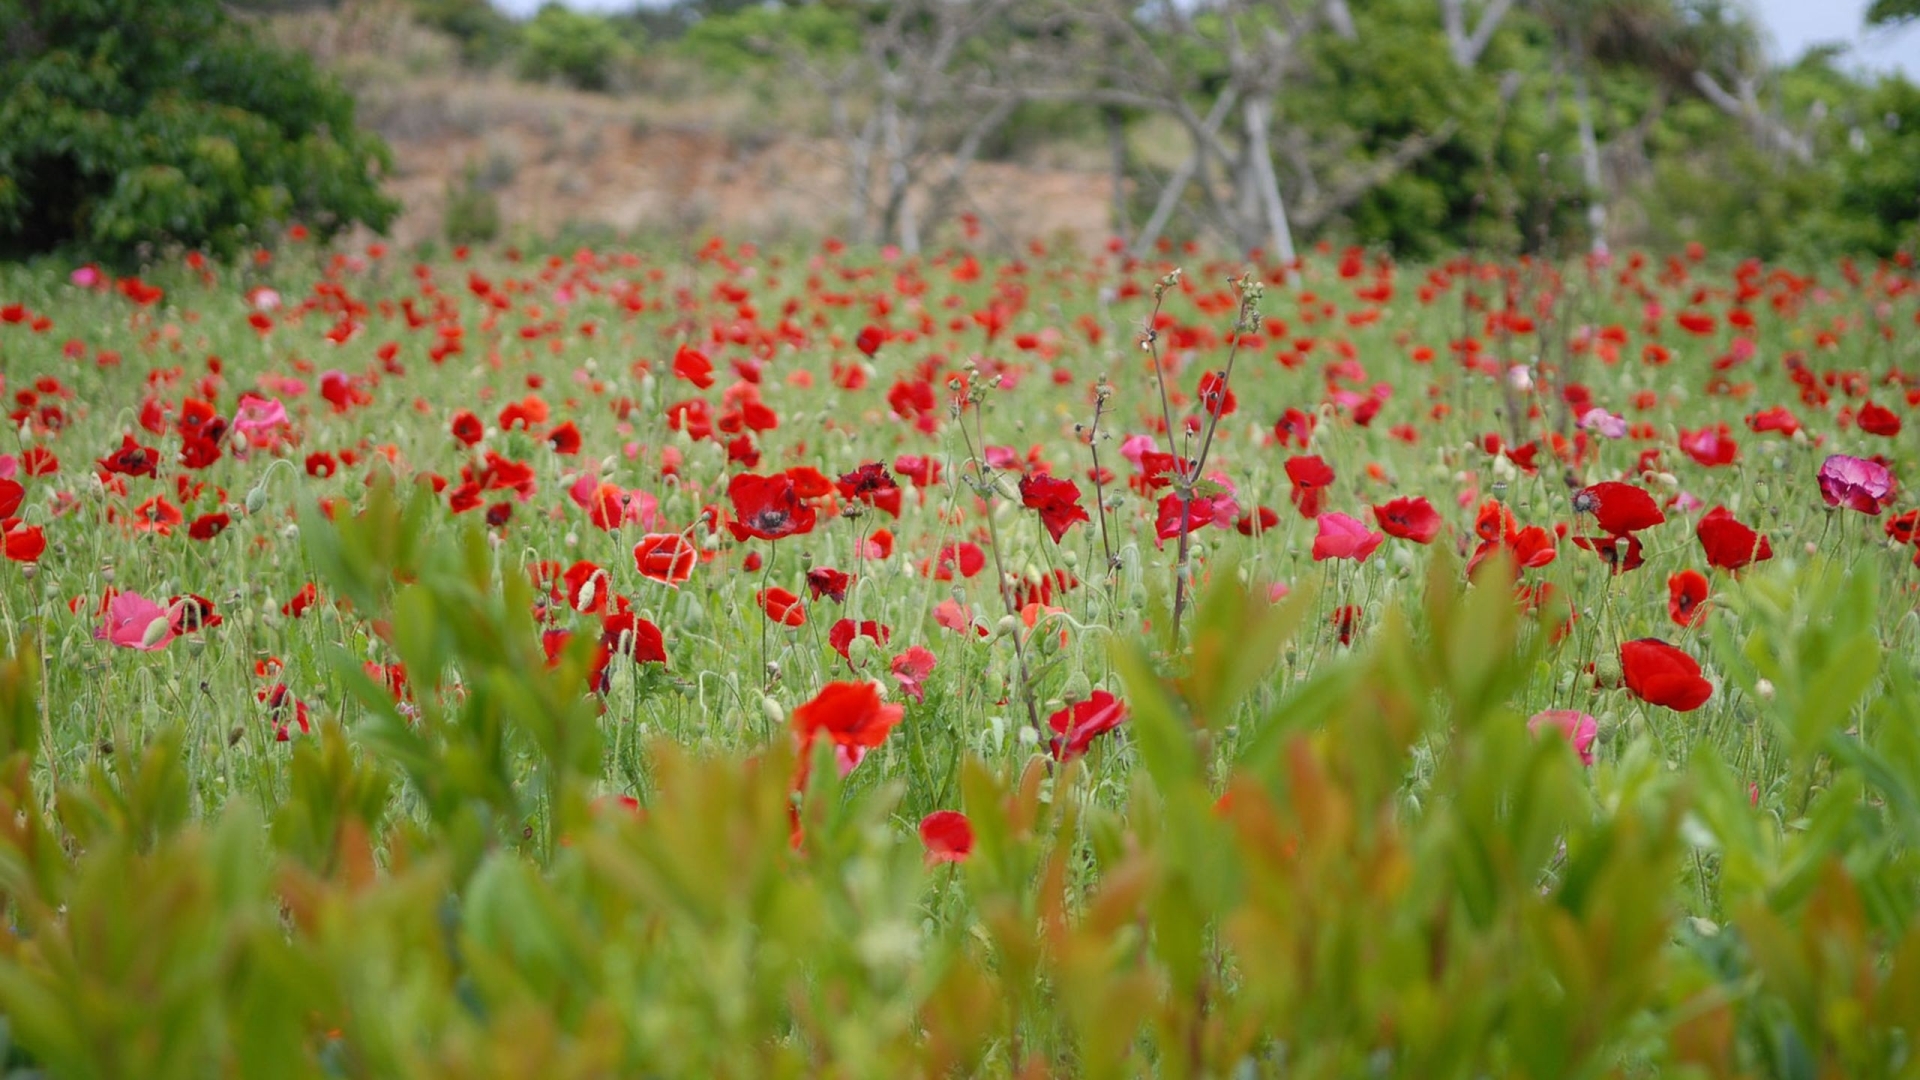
[1081,379,1118,578]
[953,380,1044,739]
[1149,270,1263,650]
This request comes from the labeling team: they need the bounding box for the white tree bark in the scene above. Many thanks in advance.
[1440,0,1515,69]
[1244,97,1296,269]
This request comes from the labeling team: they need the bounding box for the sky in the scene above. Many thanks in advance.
[492,0,1920,79]
[1749,0,1920,78]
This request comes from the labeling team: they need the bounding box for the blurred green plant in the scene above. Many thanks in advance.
[516,4,636,93]
[0,0,397,264]
[0,491,1915,1075]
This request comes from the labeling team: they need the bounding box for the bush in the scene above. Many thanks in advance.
[443,164,502,246]
[0,0,397,264]
[517,4,634,93]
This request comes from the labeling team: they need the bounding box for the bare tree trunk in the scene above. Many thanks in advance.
[1106,106,1131,243]
[1244,96,1296,269]
[1440,0,1515,69]
[1131,86,1239,258]
[1693,71,1814,165]
[1323,0,1357,40]
[1569,44,1608,257]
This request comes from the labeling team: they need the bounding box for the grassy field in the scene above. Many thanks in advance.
[0,236,1917,1075]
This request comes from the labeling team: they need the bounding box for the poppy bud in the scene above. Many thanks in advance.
[847,635,877,667]
[1754,678,1774,701]
[140,615,171,649]
[1062,549,1078,568]
[244,486,267,513]
[761,695,785,726]
[1061,669,1092,703]
[994,614,1019,639]
[231,430,249,453]
[1594,655,1623,687]
[1039,630,1060,657]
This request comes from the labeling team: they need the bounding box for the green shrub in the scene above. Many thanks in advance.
[0,0,397,264]
[516,4,634,93]
[443,164,502,246]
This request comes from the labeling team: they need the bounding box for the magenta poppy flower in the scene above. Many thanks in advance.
[1818,454,1895,515]
[231,394,290,438]
[95,591,176,651]
[1527,709,1598,766]
[1311,512,1384,563]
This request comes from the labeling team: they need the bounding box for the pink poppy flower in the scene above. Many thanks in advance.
[1818,454,1895,515]
[1527,709,1599,766]
[1311,512,1384,563]
[95,591,176,651]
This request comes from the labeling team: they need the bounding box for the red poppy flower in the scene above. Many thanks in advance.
[792,680,903,759]
[1668,570,1709,628]
[282,583,319,619]
[1285,455,1334,518]
[546,421,582,455]
[929,543,986,580]
[672,344,714,389]
[167,594,222,634]
[806,567,851,602]
[1196,371,1236,417]
[828,618,891,662]
[497,395,548,431]
[1620,639,1712,712]
[919,810,973,865]
[758,587,806,627]
[188,512,230,541]
[564,561,610,614]
[1696,506,1773,571]
[633,533,697,585]
[2,523,44,562]
[450,410,484,446]
[601,612,667,666]
[1274,407,1317,447]
[1746,406,1801,438]
[893,454,941,487]
[1372,495,1440,544]
[1678,425,1738,467]
[1235,505,1280,536]
[836,462,902,517]
[727,472,817,541]
[132,495,183,534]
[0,480,22,520]
[1018,472,1090,543]
[1858,401,1902,437]
[1886,509,1920,546]
[890,645,936,703]
[98,434,159,478]
[1049,690,1128,760]
[855,325,885,357]
[1571,534,1645,574]
[1155,492,1227,542]
[1571,481,1665,536]
[305,452,337,479]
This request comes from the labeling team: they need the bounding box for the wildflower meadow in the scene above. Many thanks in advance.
[1,235,1919,1075]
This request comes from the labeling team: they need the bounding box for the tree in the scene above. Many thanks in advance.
[0,0,396,263]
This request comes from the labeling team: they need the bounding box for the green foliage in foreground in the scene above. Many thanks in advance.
[0,485,1916,1076]
[0,0,396,264]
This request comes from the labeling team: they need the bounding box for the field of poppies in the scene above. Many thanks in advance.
[0,234,1918,1075]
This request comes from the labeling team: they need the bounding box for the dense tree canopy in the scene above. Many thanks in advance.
[0,0,397,263]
